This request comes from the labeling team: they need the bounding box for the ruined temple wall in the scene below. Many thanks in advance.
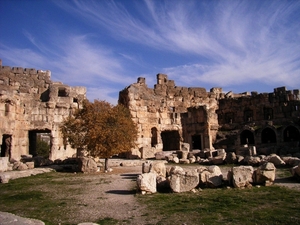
[119,74,222,156]
[0,60,86,161]
[215,87,300,153]
[218,87,300,126]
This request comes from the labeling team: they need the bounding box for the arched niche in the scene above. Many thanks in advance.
[240,129,255,145]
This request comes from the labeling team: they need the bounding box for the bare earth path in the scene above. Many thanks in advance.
[1,164,300,224]
[57,166,153,224]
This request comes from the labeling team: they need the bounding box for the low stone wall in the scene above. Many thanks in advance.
[0,157,9,172]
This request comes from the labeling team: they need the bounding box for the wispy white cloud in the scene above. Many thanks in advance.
[56,0,300,91]
[1,0,300,103]
[0,32,134,104]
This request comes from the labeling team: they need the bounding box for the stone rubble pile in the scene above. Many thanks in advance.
[137,160,279,194]
[0,156,101,183]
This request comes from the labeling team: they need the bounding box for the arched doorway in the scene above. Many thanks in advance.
[261,128,277,143]
[161,130,180,151]
[283,126,300,143]
[240,130,255,145]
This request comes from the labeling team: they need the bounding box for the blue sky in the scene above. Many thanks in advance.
[1,0,300,104]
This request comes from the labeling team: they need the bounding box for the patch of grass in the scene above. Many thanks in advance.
[1,166,299,225]
[276,167,293,178]
[0,172,96,225]
[138,185,300,225]
[96,217,119,225]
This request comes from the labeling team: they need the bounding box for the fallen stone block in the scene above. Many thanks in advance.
[229,166,254,188]
[255,162,276,185]
[137,172,157,194]
[168,166,199,193]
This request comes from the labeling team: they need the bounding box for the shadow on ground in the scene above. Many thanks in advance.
[105,190,136,195]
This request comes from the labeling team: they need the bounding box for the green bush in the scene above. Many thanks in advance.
[36,136,50,158]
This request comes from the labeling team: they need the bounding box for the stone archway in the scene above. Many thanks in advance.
[283,126,300,144]
[161,130,180,151]
[261,127,277,143]
[240,130,255,145]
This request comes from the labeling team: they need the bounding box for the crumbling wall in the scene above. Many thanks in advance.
[0,60,86,161]
[216,87,300,154]
[119,74,223,158]
[120,74,300,158]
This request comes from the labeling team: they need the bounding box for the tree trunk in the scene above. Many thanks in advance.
[105,158,109,171]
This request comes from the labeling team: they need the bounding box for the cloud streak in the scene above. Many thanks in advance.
[1,0,299,103]
[58,0,300,90]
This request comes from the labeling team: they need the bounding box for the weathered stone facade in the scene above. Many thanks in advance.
[119,74,223,158]
[216,87,300,155]
[0,60,86,161]
[119,74,300,158]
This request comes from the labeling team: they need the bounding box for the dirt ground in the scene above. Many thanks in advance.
[3,164,299,225]
[60,165,300,224]
[61,166,152,224]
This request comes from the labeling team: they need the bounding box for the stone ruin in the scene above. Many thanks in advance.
[137,161,278,194]
[119,74,300,159]
[1,59,300,174]
[0,59,86,171]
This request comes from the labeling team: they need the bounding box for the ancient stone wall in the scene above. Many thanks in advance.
[119,74,223,158]
[0,60,86,161]
[120,74,300,158]
[216,87,300,154]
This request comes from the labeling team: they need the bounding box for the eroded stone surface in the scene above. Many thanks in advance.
[0,60,86,162]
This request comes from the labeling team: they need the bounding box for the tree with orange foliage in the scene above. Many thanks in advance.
[61,100,138,171]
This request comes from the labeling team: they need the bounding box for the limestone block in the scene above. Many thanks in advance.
[230,166,254,188]
[150,162,166,177]
[140,147,155,159]
[168,167,199,193]
[266,154,285,166]
[291,164,300,177]
[26,162,35,169]
[211,154,226,165]
[173,157,179,163]
[15,162,28,171]
[142,161,152,173]
[179,159,190,164]
[199,165,223,188]
[189,156,196,164]
[0,157,9,172]
[155,151,173,160]
[137,172,157,194]
[78,157,98,173]
[181,151,188,159]
[255,162,276,185]
[0,174,11,183]
[181,143,190,151]
[282,157,300,167]
[245,156,261,166]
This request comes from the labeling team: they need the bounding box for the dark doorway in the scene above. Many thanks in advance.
[261,128,277,143]
[151,127,158,147]
[161,130,180,151]
[29,130,51,158]
[192,134,202,150]
[1,134,12,158]
[240,130,255,145]
[283,126,300,143]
